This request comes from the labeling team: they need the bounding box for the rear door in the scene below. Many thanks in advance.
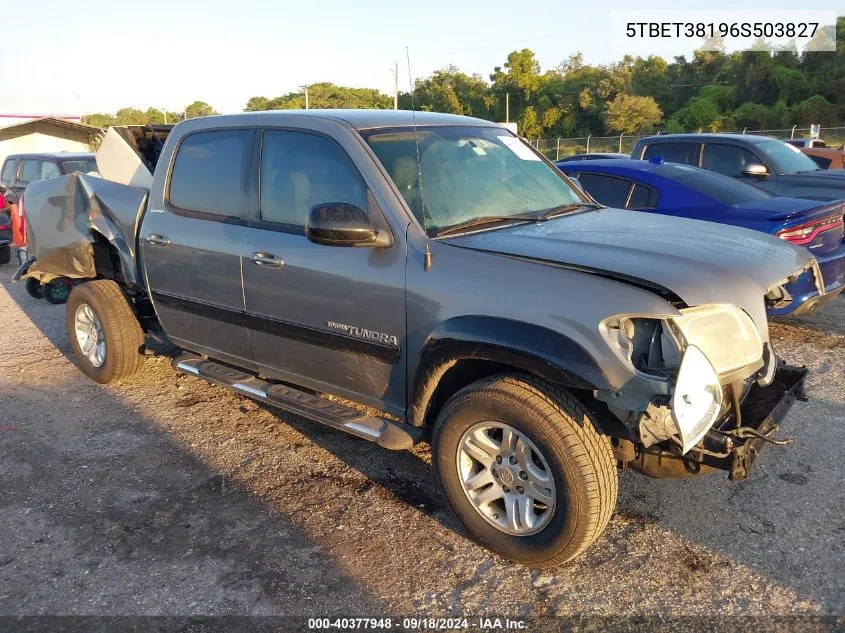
[141,126,255,365]
[241,125,407,416]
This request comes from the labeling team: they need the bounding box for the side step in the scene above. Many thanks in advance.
[172,354,420,450]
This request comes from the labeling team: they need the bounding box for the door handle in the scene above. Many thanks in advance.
[250,252,284,268]
[145,234,171,247]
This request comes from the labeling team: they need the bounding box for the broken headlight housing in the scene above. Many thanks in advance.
[602,304,764,382]
[668,304,764,380]
[601,304,765,455]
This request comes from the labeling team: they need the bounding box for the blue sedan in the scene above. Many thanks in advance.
[556,158,845,317]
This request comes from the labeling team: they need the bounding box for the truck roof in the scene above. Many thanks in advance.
[3,152,95,161]
[214,109,503,131]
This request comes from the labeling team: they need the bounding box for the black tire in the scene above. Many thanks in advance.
[66,280,145,384]
[44,279,73,305]
[25,277,44,299]
[0,246,10,265]
[432,374,618,567]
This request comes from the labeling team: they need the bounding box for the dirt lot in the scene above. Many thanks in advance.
[1,262,844,627]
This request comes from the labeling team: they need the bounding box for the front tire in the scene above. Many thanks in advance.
[0,246,10,265]
[432,374,618,567]
[66,280,145,384]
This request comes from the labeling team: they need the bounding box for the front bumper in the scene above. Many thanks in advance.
[704,362,807,480]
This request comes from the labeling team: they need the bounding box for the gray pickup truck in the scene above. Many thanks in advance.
[17,111,813,566]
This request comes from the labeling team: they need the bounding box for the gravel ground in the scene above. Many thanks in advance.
[0,263,843,626]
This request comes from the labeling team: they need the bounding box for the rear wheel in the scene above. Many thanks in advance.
[0,246,10,265]
[25,277,44,299]
[44,279,73,305]
[66,280,145,383]
[432,374,618,567]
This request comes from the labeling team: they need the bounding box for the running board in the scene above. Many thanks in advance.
[172,355,419,450]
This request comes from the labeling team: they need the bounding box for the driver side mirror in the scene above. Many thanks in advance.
[741,162,769,178]
[306,203,390,247]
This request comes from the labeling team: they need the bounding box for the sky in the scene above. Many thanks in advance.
[1,0,842,116]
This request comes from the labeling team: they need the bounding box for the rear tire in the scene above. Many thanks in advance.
[0,246,10,265]
[432,374,618,567]
[25,277,44,299]
[66,280,145,384]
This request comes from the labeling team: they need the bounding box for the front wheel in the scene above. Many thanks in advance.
[66,280,145,384]
[432,374,618,567]
[0,246,10,265]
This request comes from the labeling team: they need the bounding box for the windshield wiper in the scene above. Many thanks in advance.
[535,202,603,220]
[431,214,539,238]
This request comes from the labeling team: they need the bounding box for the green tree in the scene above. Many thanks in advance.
[114,108,147,125]
[670,96,721,131]
[404,66,490,117]
[518,106,542,139]
[605,94,663,134]
[794,95,838,125]
[184,101,219,119]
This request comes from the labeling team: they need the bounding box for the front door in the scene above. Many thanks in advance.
[142,127,254,365]
[241,127,407,415]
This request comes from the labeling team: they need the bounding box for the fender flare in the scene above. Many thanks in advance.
[409,316,611,427]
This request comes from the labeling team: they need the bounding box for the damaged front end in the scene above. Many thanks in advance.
[597,300,807,481]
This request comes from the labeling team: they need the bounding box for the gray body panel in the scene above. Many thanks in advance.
[631,134,845,201]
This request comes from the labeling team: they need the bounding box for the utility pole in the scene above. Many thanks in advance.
[299,85,310,109]
[505,93,509,123]
[394,61,399,110]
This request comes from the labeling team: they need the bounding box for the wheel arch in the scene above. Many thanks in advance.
[409,316,612,429]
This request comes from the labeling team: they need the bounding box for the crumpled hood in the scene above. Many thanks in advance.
[446,208,815,333]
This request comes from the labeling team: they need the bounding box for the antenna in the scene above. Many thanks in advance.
[406,46,433,272]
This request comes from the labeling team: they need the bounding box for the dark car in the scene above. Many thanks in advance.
[555,159,845,317]
[0,152,98,203]
[556,152,629,162]
[630,134,845,201]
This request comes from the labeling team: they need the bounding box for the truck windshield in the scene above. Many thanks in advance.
[362,126,585,234]
[752,139,820,174]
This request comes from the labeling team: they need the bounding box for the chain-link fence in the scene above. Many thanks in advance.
[528,127,845,160]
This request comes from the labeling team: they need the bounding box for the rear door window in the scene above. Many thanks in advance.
[701,144,760,177]
[575,173,632,208]
[167,129,251,219]
[642,142,699,166]
[0,159,16,186]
